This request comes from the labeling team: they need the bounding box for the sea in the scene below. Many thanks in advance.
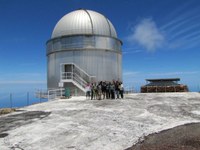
[0,83,48,108]
[0,91,48,109]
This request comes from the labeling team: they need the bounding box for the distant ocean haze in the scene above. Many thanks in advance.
[0,83,47,108]
[0,91,47,108]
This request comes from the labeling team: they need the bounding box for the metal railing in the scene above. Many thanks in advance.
[61,72,88,90]
[62,72,73,80]
[72,63,96,83]
[35,90,48,99]
[47,88,65,101]
[60,63,96,92]
[0,92,48,108]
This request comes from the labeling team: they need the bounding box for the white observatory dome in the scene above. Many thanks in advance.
[51,9,117,39]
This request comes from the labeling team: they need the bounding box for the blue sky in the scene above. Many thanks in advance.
[0,0,200,92]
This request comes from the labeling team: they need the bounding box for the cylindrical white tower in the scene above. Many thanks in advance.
[46,9,122,94]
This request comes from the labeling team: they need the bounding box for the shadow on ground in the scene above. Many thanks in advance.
[126,123,200,150]
[0,111,51,138]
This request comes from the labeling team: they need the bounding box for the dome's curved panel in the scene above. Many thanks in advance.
[107,19,117,38]
[51,9,117,39]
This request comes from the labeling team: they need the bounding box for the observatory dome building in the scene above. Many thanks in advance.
[46,9,122,94]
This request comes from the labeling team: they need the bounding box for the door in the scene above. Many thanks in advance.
[65,64,73,72]
[64,64,73,79]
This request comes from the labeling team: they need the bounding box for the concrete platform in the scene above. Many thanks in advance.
[0,92,200,150]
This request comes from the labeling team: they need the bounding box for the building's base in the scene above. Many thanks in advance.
[141,85,189,93]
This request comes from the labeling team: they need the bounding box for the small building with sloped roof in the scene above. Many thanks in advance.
[141,78,188,93]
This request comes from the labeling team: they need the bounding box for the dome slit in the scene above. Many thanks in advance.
[104,16,112,37]
[82,9,94,35]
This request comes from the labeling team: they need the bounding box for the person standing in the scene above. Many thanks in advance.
[85,84,91,100]
[106,82,110,99]
[97,81,102,100]
[111,82,115,99]
[102,81,106,99]
[91,82,97,100]
[119,82,124,99]
[91,83,94,100]
[115,81,120,99]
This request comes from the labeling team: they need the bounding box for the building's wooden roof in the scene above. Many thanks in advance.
[146,78,180,82]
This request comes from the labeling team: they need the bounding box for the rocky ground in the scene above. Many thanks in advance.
[0,92,200,150]
[126,123,200,150]
[0,108,16,115]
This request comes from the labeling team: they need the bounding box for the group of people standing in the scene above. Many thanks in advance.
[85,81,124,100]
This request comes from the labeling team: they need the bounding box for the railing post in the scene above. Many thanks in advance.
[60,88,63,98]
[10,93,12,108]
[48,90,50,101]
[61,64,96,93]
[27,92,29,106]
[40,91,42,103]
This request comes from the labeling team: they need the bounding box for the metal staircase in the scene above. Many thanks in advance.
[60,63,95,93]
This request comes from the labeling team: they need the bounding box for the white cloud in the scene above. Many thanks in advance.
[128,18,165,52]
[123,49,142,54]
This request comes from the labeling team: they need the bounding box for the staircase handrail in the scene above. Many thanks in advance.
[61,63,96,79]
[61,72,88,85]
[73,76,87,89]
[61,72,88,89]
[61,72,73,80]
[60,63,96,93]
[73,73,88,86]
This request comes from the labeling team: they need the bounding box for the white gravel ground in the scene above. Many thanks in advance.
[0,92,200,150]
